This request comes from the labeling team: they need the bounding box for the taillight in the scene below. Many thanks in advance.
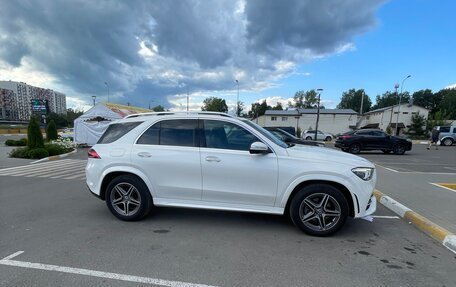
[339,135,352,140]
[88,148,101,159]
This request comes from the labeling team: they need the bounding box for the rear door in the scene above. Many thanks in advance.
[131,119,202,201]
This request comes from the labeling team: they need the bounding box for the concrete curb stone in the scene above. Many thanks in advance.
[373,190,456,254]
[30,149,78,164]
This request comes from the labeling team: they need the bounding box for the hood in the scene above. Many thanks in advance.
[286,145,374,168]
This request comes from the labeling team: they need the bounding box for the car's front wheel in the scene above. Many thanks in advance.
[393,144,406,155]
[290,184,348,236]
[306,136,313,140]
[105,174,153,221]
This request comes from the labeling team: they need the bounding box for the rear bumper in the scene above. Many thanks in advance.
[334,141,348,148]
[87,184,103,200]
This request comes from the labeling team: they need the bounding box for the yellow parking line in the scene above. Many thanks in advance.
[430,183,456,193]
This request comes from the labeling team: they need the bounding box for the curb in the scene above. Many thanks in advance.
[30,149,78,164]
[373,190,456,254]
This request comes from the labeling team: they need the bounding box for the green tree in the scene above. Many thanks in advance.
[289,90,318,108]
[408,113,426,136]
[46,120,58,141]
[28,116,44,149]
[412,89,441,114]
[271,102,284,110]
[152,105,165,112]
[66,108,84,127]
[248,100,271,118]
[201,97,228,113]
[46,112,68,128]
[436,88,456,119]
[236,101,245,116]
[372,91,410,110]
[337,89,372,114]
[426,111,446,132]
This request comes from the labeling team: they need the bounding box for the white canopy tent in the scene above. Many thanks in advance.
[74,103,150,145]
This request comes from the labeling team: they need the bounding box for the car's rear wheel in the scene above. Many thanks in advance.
[442,138,453,146]
[348,143,361,154]
[306,136,313,140]
[325,136,332,142]
[393,144,406,155]
[382,150,391,154]
[290,184,348,236]
[106,174,153,221]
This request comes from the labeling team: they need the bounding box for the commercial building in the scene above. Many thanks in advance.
[0,81,67,121]
[255,108,358,135]
[359,104,429,135]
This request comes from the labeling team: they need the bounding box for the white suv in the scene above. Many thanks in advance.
[86,112,376,236]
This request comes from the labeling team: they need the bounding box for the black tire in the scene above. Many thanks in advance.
[393,144,406,155]
[442,138,453,146]
[382,150,391,154]
[290,184,348,236]
[306,136,312,140]
[105,174,153,221]
[325,136,332,142]
[348,143,361,154]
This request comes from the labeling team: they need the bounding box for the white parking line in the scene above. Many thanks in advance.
[370,215,400,219]
[0,251,218,287]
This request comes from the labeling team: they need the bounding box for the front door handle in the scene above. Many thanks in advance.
[138,152,152,158]
[205,156,221,162]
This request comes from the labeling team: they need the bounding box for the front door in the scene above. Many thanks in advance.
[200,119,278,206]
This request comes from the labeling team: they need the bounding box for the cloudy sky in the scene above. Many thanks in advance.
[0,0,455,113]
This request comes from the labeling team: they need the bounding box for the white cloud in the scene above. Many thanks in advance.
[445,83,456,90]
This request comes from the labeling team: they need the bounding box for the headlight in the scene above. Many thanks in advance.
[351,167,374,181]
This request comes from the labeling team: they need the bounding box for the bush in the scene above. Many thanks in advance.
[4,138,27,146]
[28,148,49,159]
[46,120,58,141]
[28,116,44,149]
[45,143,65,156]
[9,147,30,158]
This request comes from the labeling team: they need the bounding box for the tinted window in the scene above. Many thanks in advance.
[137,122,159,145]
[453,127,456,133]
[371,131,386,137]
[203,120,259,151]
[439,126,450,133]
[160,119,198,147]
[355,130,371,136]
[97,122,143,144]
[241,120,288,148]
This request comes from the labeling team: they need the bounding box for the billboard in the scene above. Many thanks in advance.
[31,99,48,113]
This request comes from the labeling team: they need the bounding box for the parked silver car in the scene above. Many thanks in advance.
[438,126,456,146]
[302,130,333,141]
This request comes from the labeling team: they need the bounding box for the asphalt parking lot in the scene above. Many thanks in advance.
[1,140,455,286]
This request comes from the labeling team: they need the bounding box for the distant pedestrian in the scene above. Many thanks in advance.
[427,127,440,150]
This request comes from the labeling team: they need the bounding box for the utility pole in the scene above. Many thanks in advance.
[395,75,411,136]
[359,90,364,116]
[314,89,323,141]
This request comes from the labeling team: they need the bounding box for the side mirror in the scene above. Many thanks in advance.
[249,141,270,154]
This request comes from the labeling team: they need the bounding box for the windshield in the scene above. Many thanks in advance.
[241,119,288,148]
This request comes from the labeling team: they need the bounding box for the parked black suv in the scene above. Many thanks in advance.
[264,127,325,147]
[335,129,412,155]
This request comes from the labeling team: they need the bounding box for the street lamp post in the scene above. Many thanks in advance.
[395,75,411,136]
[235,80,239,116]
[91,95,96,106]
[359,90,364,116]
[104,82,110,103]
[389,84,400,133]
[314,88,323,141]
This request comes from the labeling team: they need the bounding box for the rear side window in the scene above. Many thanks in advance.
[97,122,143,144]
[439,126,450,133]
[137,119,198,147]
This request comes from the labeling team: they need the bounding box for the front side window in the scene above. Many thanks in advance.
[439,126,450,133]
[203,120,259,151]
[137,119,198,147]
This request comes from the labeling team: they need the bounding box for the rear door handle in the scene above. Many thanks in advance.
[138,152,152,158]
[205,156,221,162]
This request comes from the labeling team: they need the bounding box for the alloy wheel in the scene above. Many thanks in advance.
[298,193,341,232]
[110,182,142,216]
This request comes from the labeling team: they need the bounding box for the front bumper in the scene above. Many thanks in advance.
[356,194,377,218]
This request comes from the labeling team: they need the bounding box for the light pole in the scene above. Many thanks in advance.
[359,90,365,116]
[395,75,411,136]
[389,84,400,133]
[235,80,239,116]
[91,95,96,106]
[314,88,323,141]
[104,82,110,103]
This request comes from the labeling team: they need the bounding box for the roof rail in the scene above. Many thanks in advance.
[124,111,234,119]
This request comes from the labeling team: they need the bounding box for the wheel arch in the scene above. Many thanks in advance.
[99,169,154,201]
[284,180,355,218]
